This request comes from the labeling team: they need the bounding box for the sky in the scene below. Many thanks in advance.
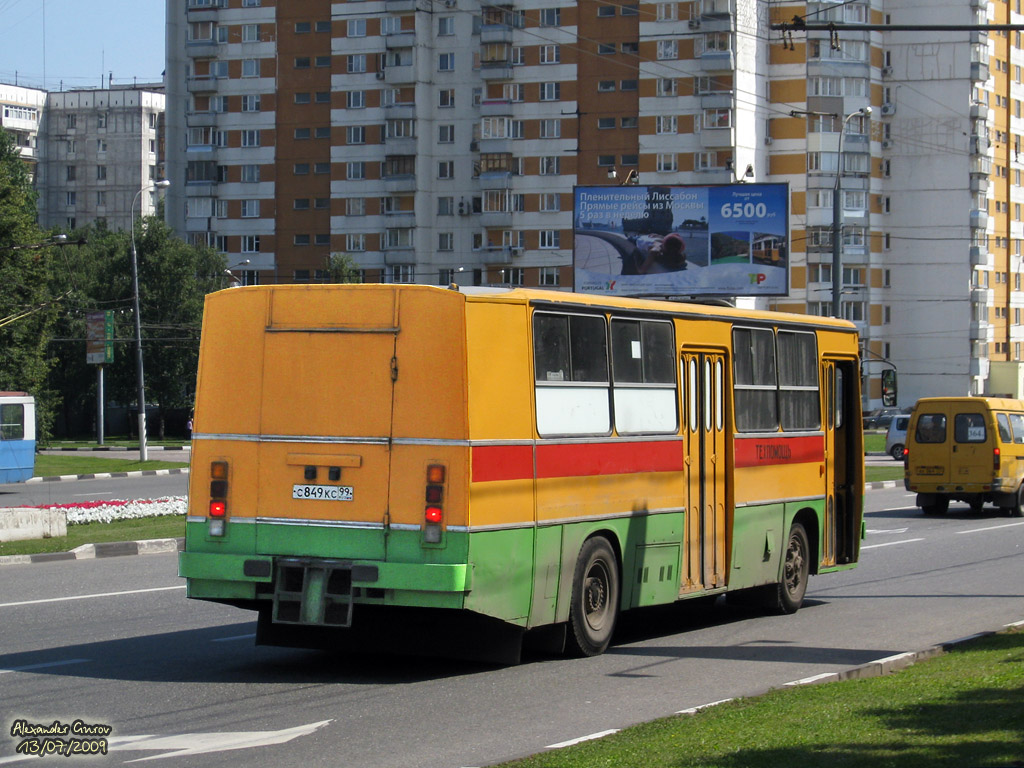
[0,0,166,92]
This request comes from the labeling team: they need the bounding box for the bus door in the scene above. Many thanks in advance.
[822,358,859,566]
[681,351,727,594]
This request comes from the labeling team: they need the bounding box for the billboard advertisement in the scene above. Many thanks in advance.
[573,183,790,297]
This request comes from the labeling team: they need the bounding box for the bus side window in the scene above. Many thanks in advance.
[732,327,778,432]
[0,404,24,440]
[997,413,1012,443]
[776,330,820,431]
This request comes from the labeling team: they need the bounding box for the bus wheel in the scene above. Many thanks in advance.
[922,497,949,515]
[567,536,620,657]
[766,523,810,615]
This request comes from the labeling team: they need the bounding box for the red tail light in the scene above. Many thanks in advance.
[424,464,446,543]
[994,447,1001,471]
[209,461,228,535]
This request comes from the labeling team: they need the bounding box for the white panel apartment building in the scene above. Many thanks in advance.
[164,0,1016,407]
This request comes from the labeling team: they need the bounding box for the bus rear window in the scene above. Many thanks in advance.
[915,413,946,443]
[0,404,24,440]
[954,413,986,443]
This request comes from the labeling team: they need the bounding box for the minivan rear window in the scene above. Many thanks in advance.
[954,413,986,443]
[915,413,946,443]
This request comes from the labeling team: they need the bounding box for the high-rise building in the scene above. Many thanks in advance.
[36,87,166,232]
[0,84,47,177]
[164,0,1018,407]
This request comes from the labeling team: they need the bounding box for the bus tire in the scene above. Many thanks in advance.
[922,497,949,516]
[766,522,810,615]
[566,536,620,657]
[1008,486,1024,518]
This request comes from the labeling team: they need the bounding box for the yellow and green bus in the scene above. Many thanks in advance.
[179,284,863,661]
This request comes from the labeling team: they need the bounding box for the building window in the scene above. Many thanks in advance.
[347,91,365,109]
[656,115,677,134]
[439,52,455,71]
[294,21,311,33]
[540,119,561,138]
[242,130,261,147]
[540,230,561,249]
[598,80,616,92]
[294,127,311,140]
[241,94,261,112]
[314,162,330,174]
[316,91,330,103]
[66,166,76,181]
[539,267,561,286]
[439,88,455,107]
[390,264,415,283]
[657,40,678,60]
[540,82,560,101]
[347,161,365,180]
[438,160,455,179]
[96,165,107,181]
[438,124,455,143]
[243,24,261,41]
[348,54,367,73]
[294,234,311,246]
[294,163,310,175]
[438,232,454,251]
[241,200,260,217]
[347,126,366,144]
[348,19,366,37]
[347,234,366,251]
[315,56,330,67]
[315,126,330,139]
[295,57,311,69]
[438,16,455,35]
[242,235,260,253]
[242,59,259,77]
[66,191,76,206]
[657,153,678,172]
[295,92,311,104]
[540,45,561,64]
[598,117,615,129]
[540,193,561,212]
[598,5,616,16]
[540,156,560,175]
[294,198,310,210]
[346,198,365,216]
[540,8,561,25]
[620,80,638,91]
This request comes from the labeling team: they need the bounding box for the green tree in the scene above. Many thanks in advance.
[0,128,58,442]
[47,218,226,440]
[325,252,364,283]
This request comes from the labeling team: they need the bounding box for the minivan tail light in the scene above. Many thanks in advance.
[994,447,1001,471]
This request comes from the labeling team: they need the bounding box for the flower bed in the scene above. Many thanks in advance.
[39,497,187,525]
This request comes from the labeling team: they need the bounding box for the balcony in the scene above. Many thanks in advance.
[480,100,515,117]
[970,209,989,230]
[382,175,417,192]
[385,0,417,10]
[970,102,989,121]
[480,211,514,227]
[699,50,735,71]
[484,245,515,264]
[970,157,992,177]
[187,111,218,128]
[186,41,219,58]
[970,245,993,268]
[478,171,513,190]
[384,65,416,85]
[480,63,514,81]
[383,135,417,153]
[186,76,219,94]
[971,287,994,306]
[971,61,989,83]
[699,126,734,148]
[700,93,732,109]
[700,0,731,16]
[385,32,416,49]
[477,137,512,154]
[480,25,514,44]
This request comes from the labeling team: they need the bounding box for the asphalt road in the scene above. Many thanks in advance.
[1,484,1021,767]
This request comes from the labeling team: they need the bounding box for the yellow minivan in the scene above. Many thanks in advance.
[905,397,1024,516]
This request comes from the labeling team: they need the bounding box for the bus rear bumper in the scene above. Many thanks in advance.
[178,551,472,594]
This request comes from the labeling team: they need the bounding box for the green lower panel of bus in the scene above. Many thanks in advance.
[179,520,538,625]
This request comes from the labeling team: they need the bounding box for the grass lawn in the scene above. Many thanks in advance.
[498,629,1024,768]
[0,515,185,557]
[34,454,188,476]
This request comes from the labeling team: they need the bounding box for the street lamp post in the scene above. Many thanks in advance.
[130,179,171,462]
[832,107,872,318]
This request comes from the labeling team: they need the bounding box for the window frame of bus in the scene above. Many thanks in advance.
[914,413,946,444]
[0,404,24,440]
[732,326,820,433]
[532,311,677,437]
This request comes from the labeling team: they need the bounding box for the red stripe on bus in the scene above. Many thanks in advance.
[734,435,824,468]
[471,440,685,482]
[536,440,684,478]
[471,445,534,482]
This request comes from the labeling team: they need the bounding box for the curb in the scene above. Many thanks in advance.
[44,446,190,452]
[26,468,189,483]
[0,537,184,567]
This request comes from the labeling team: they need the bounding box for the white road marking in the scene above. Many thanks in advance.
[866,527,909,534]
[0,721,333,765]
[677,698,734,715]
[0,658,90,675]
[0,585,185,609]
[546,730,619,749]
[212,634,256,643]
[956,521,1024,535]
[860,538,924,550]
